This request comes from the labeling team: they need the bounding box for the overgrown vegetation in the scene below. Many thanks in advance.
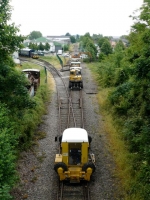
[79,33,98,61]
[0,62,51,199]
[86,1,150,199]
[0,1,52,199]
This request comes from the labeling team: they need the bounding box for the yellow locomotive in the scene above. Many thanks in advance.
[69,68,83,89]
[54,128,95,183]
[31,52,39,59]
[69,61,83,89]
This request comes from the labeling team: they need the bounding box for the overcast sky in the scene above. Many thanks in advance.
[10,0,143,37]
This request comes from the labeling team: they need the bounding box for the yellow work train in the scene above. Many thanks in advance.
[69,61,83,89]
[54,128,95,183]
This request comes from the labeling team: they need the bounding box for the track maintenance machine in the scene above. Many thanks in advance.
[69,61,83,89]
[54,128,96,183]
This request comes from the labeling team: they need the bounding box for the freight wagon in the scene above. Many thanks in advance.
[19,48,39,59]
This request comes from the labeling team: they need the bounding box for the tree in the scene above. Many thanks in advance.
[38,42,45,51]
[65,32,71,36]
[79,33,97,61]
[114,40,126,52]
[70,36,76,43]
[101,40,113,55]
[63,44,69,51]
[28,42,38,50]
[98,37,109,48]
[76,34,80,40]
[45,42,50,51]
[0,1,35,199]
[29,31,42,40]
[98,2,150,198]
[0,0,25,63]
[92,34,103,43]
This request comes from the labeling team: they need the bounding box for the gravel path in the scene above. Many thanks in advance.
[12,62,122,200]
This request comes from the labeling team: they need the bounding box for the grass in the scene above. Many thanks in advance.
[40,55,62,69]
[86,62,140,200]
[15,61,55,149]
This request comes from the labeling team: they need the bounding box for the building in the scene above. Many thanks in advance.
[46,35,70,44]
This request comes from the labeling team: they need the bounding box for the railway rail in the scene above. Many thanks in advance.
[20,57,91,200]
[57,181,90,200]
[20,57,84,132]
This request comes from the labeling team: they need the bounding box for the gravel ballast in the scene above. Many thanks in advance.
[12,62,122,200]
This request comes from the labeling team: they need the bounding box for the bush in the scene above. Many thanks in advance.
[0,104,18,200]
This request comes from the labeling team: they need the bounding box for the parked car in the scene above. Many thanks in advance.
[38,52,44,56]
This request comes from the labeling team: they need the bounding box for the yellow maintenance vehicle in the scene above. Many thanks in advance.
[69,66,83,89]
[31,52,39,59]
[70,61,81,69]
[54,128,95,183]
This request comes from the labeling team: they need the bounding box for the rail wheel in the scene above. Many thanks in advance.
[69,81,72,88]
[54,162,68,173]
[82,162,95,173]
[88,135,92,144]
[59,135,62,143]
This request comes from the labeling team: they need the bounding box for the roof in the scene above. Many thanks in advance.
[31,37,51,43]
[54,42,62,46]
[47,35,70,39]
[21,48,32,52]
[62,128,88,143]
[22,69,40,72]
[71,62,81,64]
[70,67,82,70]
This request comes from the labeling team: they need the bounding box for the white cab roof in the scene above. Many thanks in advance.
[62,128,88,143]
[70,67,82,70]
[71,62,81,64]
[22,69,40,72]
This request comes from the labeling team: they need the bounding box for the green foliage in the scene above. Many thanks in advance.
[97,37,108,48]
[0,63,50,198]
[29,31,42,40]
[98,52,106,62]
[79,33,97,61]
[0,0,25,62]
[92,34,103,43]
[0,1,49,198]
[45,42,50,51]
[38,42,45,51]
[63,44,69,51]
[0,64,34,114]
[70,36,76,43]
[0,104,18,200]
[101,40,113,55]
[76,34,80,41]
[95,2,150,198]
[28,42,38,50]
[65,32,71,36]
[97,51,128,87]
[28,42,50,51]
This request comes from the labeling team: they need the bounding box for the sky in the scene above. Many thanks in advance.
[10,0,144,37]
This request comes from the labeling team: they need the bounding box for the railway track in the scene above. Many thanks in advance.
[57,181,90,200]
[20,57,84,132]
[68,90,84,128]
[20,57,91,200]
